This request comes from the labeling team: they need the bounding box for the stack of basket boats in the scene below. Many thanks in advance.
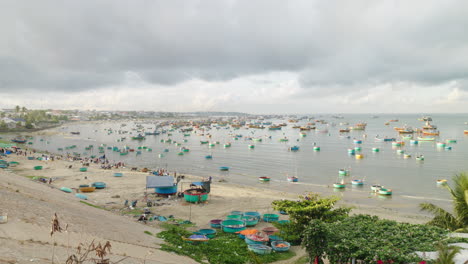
[201,211,290,255]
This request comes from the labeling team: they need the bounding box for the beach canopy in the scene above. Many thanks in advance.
[146,176,174,188]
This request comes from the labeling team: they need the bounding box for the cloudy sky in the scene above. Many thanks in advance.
[1,0,468,113]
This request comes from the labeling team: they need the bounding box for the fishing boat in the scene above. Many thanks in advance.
[131,134,146,140]
[259,177,270,182]
[338,169,349,176]
[422,131,440,136]
[351,179,364,185]
[184,189,208,203]
[75,193,88,200]
[11,137,27,143]
[92,182,106,189]
[339,128,350,133]
[313,146,321,151]
[355,154,364,159]
[333,183,346,188]
[446,139,457,143]
[436,179,448,185]
[279,138,289,142]
[289,146,299,151]
[287,176,298,182]
[248,144,255,149]
[403,153,412,159]
[417,137,435,141]
[221,219,246,233]
[79,187,96,193]
[60,187,72,193]
[219,166,230,171]
[370,184,382,192]
[205,155,212,159]
[353,139,362,144]
[372,147,380,152]
[416,155,425,161]
[378,188,392,195]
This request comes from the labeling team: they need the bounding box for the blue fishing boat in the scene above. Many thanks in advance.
[287,176,298,182]
[113,172,123,177]
[75,193,88,200]
[92,182,106,189]
[219,166,229,171]
[205,155,213,159]
[155,184,177,196]
[289,146,299,151]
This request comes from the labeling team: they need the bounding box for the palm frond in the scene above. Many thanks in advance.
[420,203,458,230]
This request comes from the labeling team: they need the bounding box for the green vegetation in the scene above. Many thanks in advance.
[144,231,153,235]
[271,193,350,244]
[303,214,448,263]
[79,201,107,210]
[157,224,295,264]
[420,172,468,232]
[433,243,462,264]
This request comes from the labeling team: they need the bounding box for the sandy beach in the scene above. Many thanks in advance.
[0,145,433,264]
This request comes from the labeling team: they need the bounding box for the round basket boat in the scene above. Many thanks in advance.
[155,185,177,196]
[262,214,279,223]
[248,244,272,255]
[243,211,261,220]
[113,172,123,177]
[197,229,217,239]
[221,219,246,233]
[184,189,208,203]
[210,219,223,228]
[92,182,106,189]
[79,167,87,172]
[226,214,242,220]
[34,166,43,170]
[242,216,259,227]
[271,241,291,252]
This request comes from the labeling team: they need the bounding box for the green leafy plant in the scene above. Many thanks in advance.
[271,193,350,244]
[157,224,295,264]
[433,242,461,264]
[420,172,468,232]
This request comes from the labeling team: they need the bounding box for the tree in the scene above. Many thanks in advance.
[21,106,27,113]
[0,121,7,129]
[434,243,461,264]
[15,105,20,113]
[271,193,350,244]
[302,220,328,264]
[420,172,468,232]
[303,215,448,264]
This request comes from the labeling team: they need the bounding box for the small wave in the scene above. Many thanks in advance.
[401,195,451,202]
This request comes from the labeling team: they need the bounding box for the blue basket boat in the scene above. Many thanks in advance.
[243,211,261,220]
[248,244,272,255]
[271,241,291,252]
[197,229,217,239]
[155,184,177,196]
[221,219,245,233]
[92,182,106,189]
[113,172,123,177]
[210,219,223,228]
[263,214,279,222]
[230,210,243,215]
[242,216,259,227]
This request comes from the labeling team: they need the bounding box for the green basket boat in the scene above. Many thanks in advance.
[242,216,259,226]
[79,167,87,172]
[221,219,246,233]
[263,214,279,222]
[34,165,43,170]
[184,190,208,203]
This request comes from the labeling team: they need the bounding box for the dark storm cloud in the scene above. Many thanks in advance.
[0,0,467,93]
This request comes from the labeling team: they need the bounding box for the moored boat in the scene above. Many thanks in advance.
[378,188,392,195]
[416,155,425,161]
[333,182,346,188]
[259,176,270,182]
[436,179,447,185]
[351,179,364,185]
[370,184,382,192]
[219,166,230,171]
[287,176,298,182]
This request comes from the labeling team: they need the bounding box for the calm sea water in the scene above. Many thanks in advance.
[14,114,468,213]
